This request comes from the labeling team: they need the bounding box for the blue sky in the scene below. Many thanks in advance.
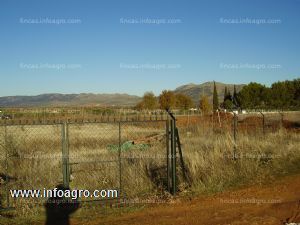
[0,0,299,96]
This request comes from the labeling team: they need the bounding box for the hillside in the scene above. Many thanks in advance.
[174,81,245,104]
[0,93,141,107]
[0,82,245,107]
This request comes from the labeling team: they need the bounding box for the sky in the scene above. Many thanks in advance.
[0,0,299,97]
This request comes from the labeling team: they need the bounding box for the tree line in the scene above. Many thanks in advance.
[213,79,300,111]
[237,79,300,110]
[135,91,195,111]
[135,78,300,113]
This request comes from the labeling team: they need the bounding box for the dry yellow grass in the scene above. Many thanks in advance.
[0,121,299,219]
[180,126,300,194]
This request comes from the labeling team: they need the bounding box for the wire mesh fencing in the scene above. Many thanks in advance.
[0,119,172,215]
[176,111,299,138]
[174,111,300,168]
[120,120,167,198]
[0,111,299,215]
[0,124,62,213]
[67,122,120,202]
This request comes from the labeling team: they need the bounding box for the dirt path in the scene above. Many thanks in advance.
[72,174,300,225]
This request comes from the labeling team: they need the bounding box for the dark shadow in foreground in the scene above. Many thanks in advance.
[45,184,80,225]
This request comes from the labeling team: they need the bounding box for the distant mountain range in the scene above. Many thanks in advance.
[174,81,245,104]
[0,93,141,107]
[0,82,245,107]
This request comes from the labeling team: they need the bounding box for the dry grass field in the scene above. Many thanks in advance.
[0,112,299,224]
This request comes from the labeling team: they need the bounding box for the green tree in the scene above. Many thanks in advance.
[223,87,228,102]
[225,90,232,102]
[213,81,219,111]
[293,79,300,107]
[270,80,296,109]
[222,86,235,110]
[238,82,268,109]
[232,85,239,107]
[233,79,300,110]
[224,99,234,110]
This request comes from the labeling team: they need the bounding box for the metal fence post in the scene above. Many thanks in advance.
[174,119,177,195]
[166,119,170,193]
[62,122,70,188]
[171,119,176,195]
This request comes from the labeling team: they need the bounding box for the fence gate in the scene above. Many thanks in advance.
[120,120,169,199]
[0,117,182,212]
[65,118,179,204]
[67,122,121,203]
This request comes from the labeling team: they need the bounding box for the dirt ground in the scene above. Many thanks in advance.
[73,174,300,225]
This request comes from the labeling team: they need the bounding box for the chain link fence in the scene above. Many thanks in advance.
[0,124,62,213]
[120,121,167,198]
[0,119,171,215]
[0,111,299,215]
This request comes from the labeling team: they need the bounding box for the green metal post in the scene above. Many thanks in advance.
[171,119,176,195]
[173,120,177,194]
[175,128,189,185]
